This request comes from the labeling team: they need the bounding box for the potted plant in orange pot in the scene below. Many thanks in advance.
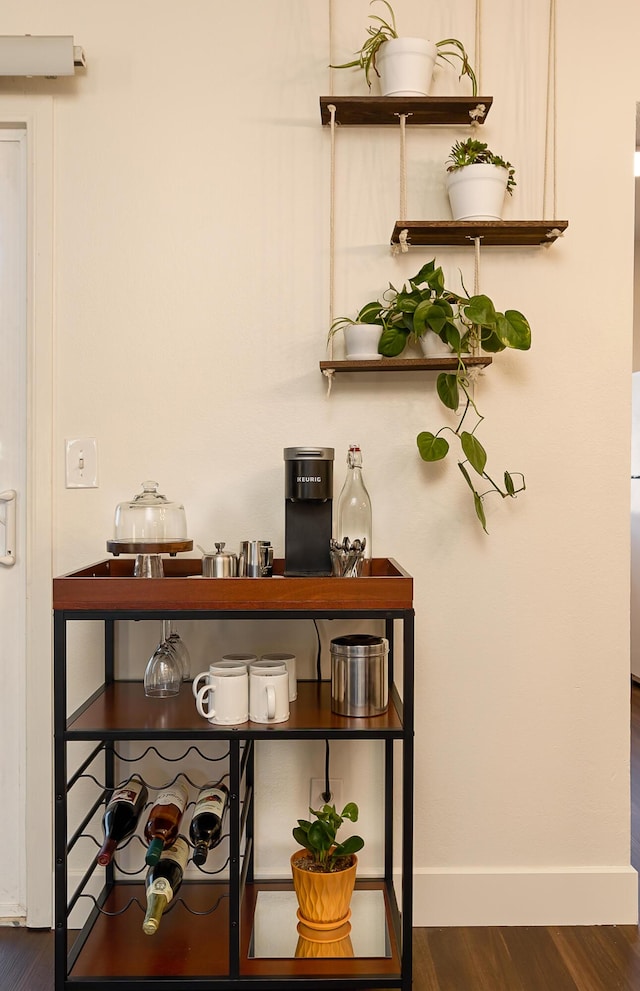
[291,801,364,932]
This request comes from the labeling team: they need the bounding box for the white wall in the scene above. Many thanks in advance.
[1,0,638,925]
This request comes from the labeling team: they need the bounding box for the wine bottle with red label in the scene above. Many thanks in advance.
[144,778,189,866]
[142,835,189,935]
[96,777,149,867]
[189,781,229,867]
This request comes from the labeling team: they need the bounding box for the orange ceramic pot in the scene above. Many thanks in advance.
[290,849,357,927]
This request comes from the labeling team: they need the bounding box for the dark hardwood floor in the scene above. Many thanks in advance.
[4,684,640,991]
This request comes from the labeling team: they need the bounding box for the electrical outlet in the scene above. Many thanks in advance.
[310,777,343,812]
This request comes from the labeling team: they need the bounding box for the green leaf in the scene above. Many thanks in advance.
[479,328,506,353]
[356,300,383,324]
[395,290,420,313]
[458,464,489,533]
[409,259,436,285]
[458,461,475,491]
[442,320,461,351]
[436,373,459,410]
[504,471,515,496]
[417,432,449,461]
[378,324,409,356]
[473,492,488,532]
[341,802,359,822]
[308,820,332,851]
[414,300,447,336]
[461,431,487,474]
[464,294,497,327]
[292,826,309,848]
[337,835,365,857]
[500,309,531,350]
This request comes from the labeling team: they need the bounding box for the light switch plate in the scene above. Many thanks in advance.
[65,438,98,488]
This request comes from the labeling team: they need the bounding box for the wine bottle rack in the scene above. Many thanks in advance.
[54,558,415,990]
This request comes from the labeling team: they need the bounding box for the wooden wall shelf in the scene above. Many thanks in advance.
[391,220,569,247]
[320,356,492,375]
[320,95,493,126]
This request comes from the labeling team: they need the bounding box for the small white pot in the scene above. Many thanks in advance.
[446,164,509,221]
[343,322,382,361]
[377,37,437,97]
[418,331,454,359]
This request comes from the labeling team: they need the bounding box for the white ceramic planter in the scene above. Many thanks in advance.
[446,164,509,221]
[418,331,454,358]
[377,37,437,97]
[343,322,382,360]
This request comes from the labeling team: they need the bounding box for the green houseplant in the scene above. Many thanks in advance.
[446,138,516,220]
[332,0,477,97]
[331,260,531,531]
[327,300,385,360]
[291,802,365,927]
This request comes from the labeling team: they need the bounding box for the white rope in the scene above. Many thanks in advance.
[328,103,337,362]
[329,0,337,99]
[474,0,482,97]
[543,0,557,218]
[398,113,408,221]
[323,368,335,396]
[472,236,482,358]
[326,0,336,396]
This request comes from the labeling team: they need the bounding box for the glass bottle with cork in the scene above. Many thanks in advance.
[336,443,372,560]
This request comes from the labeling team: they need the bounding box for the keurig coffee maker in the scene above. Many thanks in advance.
[284,447,334,576]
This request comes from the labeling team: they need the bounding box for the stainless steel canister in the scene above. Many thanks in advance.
[201,542,238,577]
[239,540,273,577]
[330,634,389,717]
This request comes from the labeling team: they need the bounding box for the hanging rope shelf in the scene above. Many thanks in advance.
[321,0,565,383]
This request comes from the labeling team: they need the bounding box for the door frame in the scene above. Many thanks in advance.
[0,95,54,928]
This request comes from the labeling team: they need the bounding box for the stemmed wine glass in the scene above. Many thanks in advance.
[163,619,191,681]
[144,638,182,697]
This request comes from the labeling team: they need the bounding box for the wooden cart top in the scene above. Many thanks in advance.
[53,557,413,612]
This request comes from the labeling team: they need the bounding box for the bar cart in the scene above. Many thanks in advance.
[53,556,414,990]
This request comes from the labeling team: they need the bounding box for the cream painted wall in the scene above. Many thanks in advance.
[2,0,639,925]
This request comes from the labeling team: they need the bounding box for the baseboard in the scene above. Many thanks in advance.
[0,906,26,924]
[412,866,639,926]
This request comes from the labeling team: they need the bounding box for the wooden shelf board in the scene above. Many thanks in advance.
[391,220,569,246]
[70,881,230,979]
[320,95,492,126]
[69,879,401,981]
[66,681,404,739]
[320,355,492,374]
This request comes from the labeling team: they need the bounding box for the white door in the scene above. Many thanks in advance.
[0,126,27,919]
[0,97,54,928]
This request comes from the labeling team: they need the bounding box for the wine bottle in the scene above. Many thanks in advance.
[144,778,189,866]
[142,835,189,936]
[96,777,148,867]
[189,781,229,867]
[336,444,372,558]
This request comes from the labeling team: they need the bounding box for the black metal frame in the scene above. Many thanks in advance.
[53,603,414,991]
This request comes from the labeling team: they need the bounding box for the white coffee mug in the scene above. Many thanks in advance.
[192,657,253,699]
[259,652,297,701]
[196,670,248,725]
[250,658,286,675]
[249,669,289,724]
[221,652,258,666]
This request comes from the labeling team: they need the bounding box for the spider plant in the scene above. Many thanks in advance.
[332,0,477,96]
